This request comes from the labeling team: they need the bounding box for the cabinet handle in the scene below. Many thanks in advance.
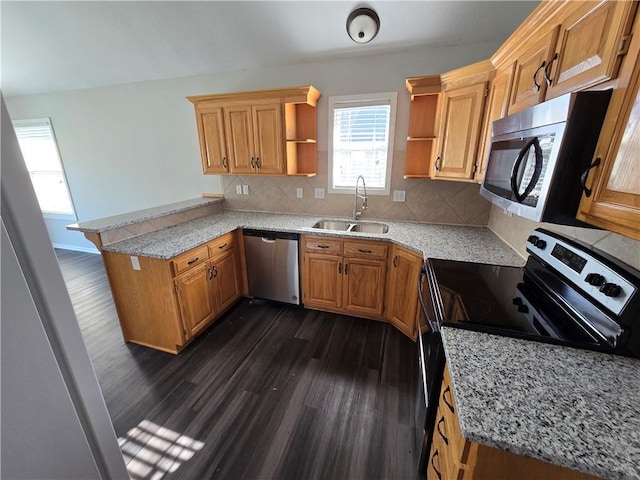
[437,416,449,445]
[222,157,228,169]
[212,266,218,278]
[187,257,200,265]
[345,263,349,275]
[533,60,547,92]
[251,157,256,168]
[358,249,372,254]
[218,243,228,249]
[544,52,558,86]
[208,267,214,280]
[431,450,442,480]
[317,245,330,249]
[580,157,601,198]
[443,385,455,414]
[338,262,342,274]
[435,156,441,171]
[256,157,260,169]
[393,255,398,268]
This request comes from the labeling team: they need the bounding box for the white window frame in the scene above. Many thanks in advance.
[12,118,77,221]
[328,92,397,195]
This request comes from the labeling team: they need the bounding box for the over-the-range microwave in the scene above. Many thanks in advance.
[480,90,612,226]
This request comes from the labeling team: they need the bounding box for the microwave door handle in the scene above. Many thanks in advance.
[510,137,543,203]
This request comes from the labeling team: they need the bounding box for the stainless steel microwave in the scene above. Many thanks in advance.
[480,90,612,225]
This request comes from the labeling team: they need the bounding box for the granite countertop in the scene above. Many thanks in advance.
[441,327,640,480]
[96,210,525,266]
[67,197,223,233]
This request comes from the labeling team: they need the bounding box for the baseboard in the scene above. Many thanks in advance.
[52,243,100,254]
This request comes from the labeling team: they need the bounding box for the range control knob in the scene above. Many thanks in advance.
[600,283,622,298]
[527,235,539,244]
[517,304,529,314]
[534,239,547,250]
[585,273,605,286]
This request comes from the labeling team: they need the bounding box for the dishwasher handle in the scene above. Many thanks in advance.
[261,237,277,244]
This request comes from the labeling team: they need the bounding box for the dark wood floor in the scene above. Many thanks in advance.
[56,249,422,480]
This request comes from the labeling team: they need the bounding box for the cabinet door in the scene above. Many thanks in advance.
[546,1,637,99]
[508,26,560,114]
[225,105,255,174]
[434,82,487,181]
[577,57,640,240]
[253,103,285,175]
[211,249,242,314]
[476,64,515,182]
[175,262,216,340]
[385,246,423,339]
[343,258,386,317]
[197,106,229,174]
[302,253,343,309]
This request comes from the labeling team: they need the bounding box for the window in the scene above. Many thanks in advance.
[328,92,397,195]
[13,118,76,218]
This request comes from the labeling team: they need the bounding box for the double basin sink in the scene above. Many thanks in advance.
[312,219,389,234]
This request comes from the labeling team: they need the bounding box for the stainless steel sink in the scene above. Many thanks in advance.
[312,219,389,234]
[349,222,389,234]
[311,219,352,231]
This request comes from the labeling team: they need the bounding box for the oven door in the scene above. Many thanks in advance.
[416,263,446,474]
[480,122,566,221]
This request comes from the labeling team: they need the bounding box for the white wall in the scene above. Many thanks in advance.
[6,42,501,250]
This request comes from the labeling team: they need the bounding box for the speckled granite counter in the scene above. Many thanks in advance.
[68,197,223,233]
[92,210,524,266]
[441,327,640,480]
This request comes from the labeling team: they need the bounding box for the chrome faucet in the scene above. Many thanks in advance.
[353,175,368,221]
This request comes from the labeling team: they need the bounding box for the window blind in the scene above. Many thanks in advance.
[13,119,75,215]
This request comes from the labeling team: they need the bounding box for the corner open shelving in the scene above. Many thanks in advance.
[405,76,441,178]
[285,88,321,177]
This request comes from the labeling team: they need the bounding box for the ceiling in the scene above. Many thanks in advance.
[1,1,539,97]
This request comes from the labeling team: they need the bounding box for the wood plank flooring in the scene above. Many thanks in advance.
[56,249,422,480]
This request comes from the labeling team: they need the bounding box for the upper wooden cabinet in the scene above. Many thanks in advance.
[404,75,441,178]
[188,86,321,177]
[577,12,640,240]
[434,61,492,182]
[502,0,637,115]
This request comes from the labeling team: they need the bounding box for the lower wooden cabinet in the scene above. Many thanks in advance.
[301,236,387,320]
[385,245,424,340]
[103,230,243,354]
[429,365,601,480]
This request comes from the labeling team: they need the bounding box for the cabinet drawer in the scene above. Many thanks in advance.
[344,241,388,259]
[208,231,236,257]
[172,245,209,276]
[303,236,343,254]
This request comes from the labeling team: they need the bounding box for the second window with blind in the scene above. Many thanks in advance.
[328,92,397,195]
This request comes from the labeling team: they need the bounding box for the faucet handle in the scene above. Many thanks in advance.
[363,198,368,210]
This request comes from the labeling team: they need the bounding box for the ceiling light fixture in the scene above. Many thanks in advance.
[346,7,380,44]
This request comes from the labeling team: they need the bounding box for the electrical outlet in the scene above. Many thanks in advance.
[242,184,249,195]
[130,256,141,271]
[393,190,406,202]
[296,188,304,199]
[236,185,242,195]
[314,188,325,199]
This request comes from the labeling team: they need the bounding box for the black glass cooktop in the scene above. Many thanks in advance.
[429,258,624,352]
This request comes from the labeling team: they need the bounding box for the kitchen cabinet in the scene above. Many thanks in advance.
[576,12,640,240]
[476,63,515,181]
[404,75,441,178]
[301,236,387,319]
[505,1,637,115]
[188,86,321,177]
[195,106,229,174]
[385,245,424,340]
[429,365,600,480]
[102,230,244,354]
[433,60,492,182]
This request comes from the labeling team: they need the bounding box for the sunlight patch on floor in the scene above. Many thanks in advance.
[118,419,204,480]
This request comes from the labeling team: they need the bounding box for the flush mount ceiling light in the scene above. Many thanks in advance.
[346,7,380,44]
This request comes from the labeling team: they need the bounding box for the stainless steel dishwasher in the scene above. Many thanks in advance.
[242,229,300,305]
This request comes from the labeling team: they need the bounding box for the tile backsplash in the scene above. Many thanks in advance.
[222,150,491,225]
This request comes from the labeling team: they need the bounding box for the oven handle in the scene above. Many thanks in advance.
[510,136,543,203]
[418,263,442,332]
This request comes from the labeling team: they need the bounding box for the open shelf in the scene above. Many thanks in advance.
[405,76,441,179]
[285,101,319,176]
